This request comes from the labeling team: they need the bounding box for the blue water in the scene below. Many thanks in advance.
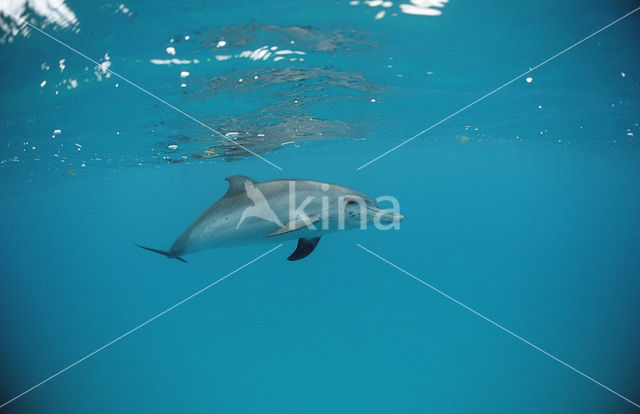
[1,0,640,412]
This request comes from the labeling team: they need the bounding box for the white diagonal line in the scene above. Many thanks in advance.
[0,244,283,409]
[356,6,640,171]
[5,11,283,171]
[356,243,640,409]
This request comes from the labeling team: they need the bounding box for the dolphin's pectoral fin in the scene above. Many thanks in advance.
[287,237,321,261]
[267,215,321,237]
[225,175,257,197]
[136,244,187,263]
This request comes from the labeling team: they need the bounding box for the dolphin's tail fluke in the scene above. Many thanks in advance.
[135,244,187,263]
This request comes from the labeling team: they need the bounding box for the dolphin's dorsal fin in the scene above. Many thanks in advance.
[225,175,257,197]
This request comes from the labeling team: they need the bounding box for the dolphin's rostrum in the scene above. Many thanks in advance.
[137,175,403,261]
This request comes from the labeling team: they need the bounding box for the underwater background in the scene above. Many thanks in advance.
[1,0,639,412]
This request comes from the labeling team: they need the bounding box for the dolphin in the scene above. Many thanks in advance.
[136,175,403,261]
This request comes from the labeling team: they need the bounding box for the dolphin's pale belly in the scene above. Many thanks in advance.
[182,212,323,254]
